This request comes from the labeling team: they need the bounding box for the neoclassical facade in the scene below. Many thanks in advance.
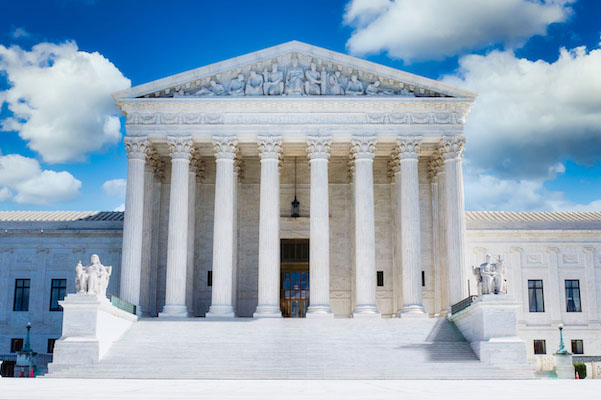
[112,41,476,318]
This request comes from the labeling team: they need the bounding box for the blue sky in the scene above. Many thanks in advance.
[1,0,600,212]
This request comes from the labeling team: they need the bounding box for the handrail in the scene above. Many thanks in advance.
[107,294,137,315]
[451,295,478,315]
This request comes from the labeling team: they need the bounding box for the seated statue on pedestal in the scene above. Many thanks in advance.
[75,254,112,298]
[245,70,264,95]
[285,58,305,95]
[473,254,507,295]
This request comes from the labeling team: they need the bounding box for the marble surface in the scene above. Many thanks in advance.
[2,379,600,400]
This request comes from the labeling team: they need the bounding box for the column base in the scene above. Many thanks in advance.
[159,304,189,318]
[253,305,282,318]
[306,305,334,318]
[206,305,235,319]
[399,305,427,318]
[353,304,380,318]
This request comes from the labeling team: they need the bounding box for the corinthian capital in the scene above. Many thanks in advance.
[350,136,377,161]
[167,136,194,160]
[396,136,422,160]
[190,154,206,182]
[213,136,238,160]
[428,156,443,182]
[124,136,149,160]
[257,135,282,160]
[439,136,466,161]
[306,135,331,160]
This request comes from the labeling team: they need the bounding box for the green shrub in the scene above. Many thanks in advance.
[573,363,587,379]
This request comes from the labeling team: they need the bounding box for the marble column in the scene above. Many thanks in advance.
[254,135,283,318]
[435,157,449,314]
[232,158,243,313]
[139,149,159,317]
[186,155,203,316]
[306,136,333,317]
[120,136,148,309]
[160,136,194,318]
[396,136,426,316]
[428,159,441,316]
[440,136,468,306]
[207,136,238,318]
[350,136,380,317]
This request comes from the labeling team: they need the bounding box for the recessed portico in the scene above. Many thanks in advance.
[113,41,476,319]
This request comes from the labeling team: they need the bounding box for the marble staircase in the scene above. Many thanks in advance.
[45,317,534,379]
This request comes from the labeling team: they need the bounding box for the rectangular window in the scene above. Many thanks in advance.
[13,279,30,312]
[571,340,584,355]
[533,340,546,355]
[565,280,582,312]
[49,279,67,311]
[207,271,212,287]
[10,338,24,353]
[421,271,426,287]
[376,271,384,287]
[528,280,545,312]
[47,339,57,354]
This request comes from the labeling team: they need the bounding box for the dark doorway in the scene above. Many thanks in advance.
[280,239,309,318]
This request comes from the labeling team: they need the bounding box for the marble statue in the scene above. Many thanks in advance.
[473,254,507,295]
[327,72,345,95]
[193,80,226,96]
[263,63,284,95]
[304,62,322,95]
[366,79,397,96]
[245,70,264,95]
[75,254,112,298]
[229,74,246,96]
[346,74,364,95]
[285,58,305,95]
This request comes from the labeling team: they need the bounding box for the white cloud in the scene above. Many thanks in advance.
[0,187,12,202]
[102,178,126,198]
[10,27,32,40]
[344,0,573,62]
[113,203,125,212]
[0,153,81,205]
[464,162,601,212]
[0,41,130,163]
[443,46,601,180]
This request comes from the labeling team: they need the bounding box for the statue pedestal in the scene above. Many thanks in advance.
[48,294,138,373]
[554,352,575,379]
[449,294,528,366]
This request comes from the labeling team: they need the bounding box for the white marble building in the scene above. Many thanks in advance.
[1,42,600,377]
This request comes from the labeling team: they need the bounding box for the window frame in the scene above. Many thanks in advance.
[49,278,67,312]
[376,271,384,287]
[565,279,582,313]
[10,338,24,353]
[527,279,545,313]
[13,278,30,312]
[47,338,57,354]
[571,339,584,355]
[533,339,546,355]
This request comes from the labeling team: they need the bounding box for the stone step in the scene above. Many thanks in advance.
[44,317,534,379]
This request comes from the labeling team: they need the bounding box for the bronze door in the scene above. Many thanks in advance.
[280,239,310,318]
[280,267,309,317]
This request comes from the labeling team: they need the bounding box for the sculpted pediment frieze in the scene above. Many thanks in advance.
[114,42,476,101]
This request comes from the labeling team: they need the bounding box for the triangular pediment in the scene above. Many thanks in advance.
[113,41,476,100]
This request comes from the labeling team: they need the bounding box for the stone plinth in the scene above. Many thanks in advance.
[449,294,528,366]
[554,352,575,379]
[49,294,138,372]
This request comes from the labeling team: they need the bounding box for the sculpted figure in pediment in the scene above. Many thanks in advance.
[366,79,396,96]
[327,72,345,95]
[229,74,246,96]
[285,58,305,95]
[304,62,322,95]
[263,63,284,95]
[193,80,226,96]
[346,74,364,95]
[245,70,264,95]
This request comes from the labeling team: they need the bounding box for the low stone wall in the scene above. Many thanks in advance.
[449,294,528,366]
[48,294,137,373]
